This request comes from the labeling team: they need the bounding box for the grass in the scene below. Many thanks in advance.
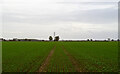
[2,41,118,72]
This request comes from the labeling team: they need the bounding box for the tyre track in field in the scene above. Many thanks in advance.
[61,45,87,72]
[37,45,56,72]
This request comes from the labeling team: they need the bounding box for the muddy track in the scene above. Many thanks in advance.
[37,45,56,72]
[61,45,87,72]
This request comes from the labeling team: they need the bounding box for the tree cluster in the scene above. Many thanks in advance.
[49,36,60,41]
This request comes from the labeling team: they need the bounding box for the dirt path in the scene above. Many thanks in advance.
[37,45,56,72]
[61,45,87,72]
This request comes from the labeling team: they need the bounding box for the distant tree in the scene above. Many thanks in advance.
[117,39,120,41]
[28,39,31,41]
[90,39,93,41]
[3,39,6,41]
[54,36,60,41]
[104,40,107,41]
[111,39,114,41]
[87,39,89,41]
[25,38,28,41]
[13,38,17,41]
[49,36,53,41]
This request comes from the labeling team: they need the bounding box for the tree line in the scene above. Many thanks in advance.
[0,37,119,42]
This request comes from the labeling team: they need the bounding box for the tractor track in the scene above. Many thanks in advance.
[61,45,87,72]
[37,45,56,72]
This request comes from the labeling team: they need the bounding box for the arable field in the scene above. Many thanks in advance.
[2,41,118,72]
[2,42,55,72]
[62,42,118,72]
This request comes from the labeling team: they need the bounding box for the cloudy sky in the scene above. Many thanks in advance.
[0,0,119,40]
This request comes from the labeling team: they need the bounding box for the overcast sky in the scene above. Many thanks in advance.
[0,0,119,40]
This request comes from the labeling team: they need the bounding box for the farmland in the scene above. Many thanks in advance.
[62,42,118,72]
[2,41,118,72]
[2,42,55,72]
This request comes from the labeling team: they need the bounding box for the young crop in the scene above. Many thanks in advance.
[63,41,118,72]
[2,41,118,72]
[2,41,55,72]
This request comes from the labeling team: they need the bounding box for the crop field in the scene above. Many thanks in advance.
[2,41,118,72]
[2,42,55,72]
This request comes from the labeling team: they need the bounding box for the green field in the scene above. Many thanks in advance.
[2,41,118,72]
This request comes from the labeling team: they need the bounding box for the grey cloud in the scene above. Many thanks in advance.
[3,5,117,25]
[2,2,118,39]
